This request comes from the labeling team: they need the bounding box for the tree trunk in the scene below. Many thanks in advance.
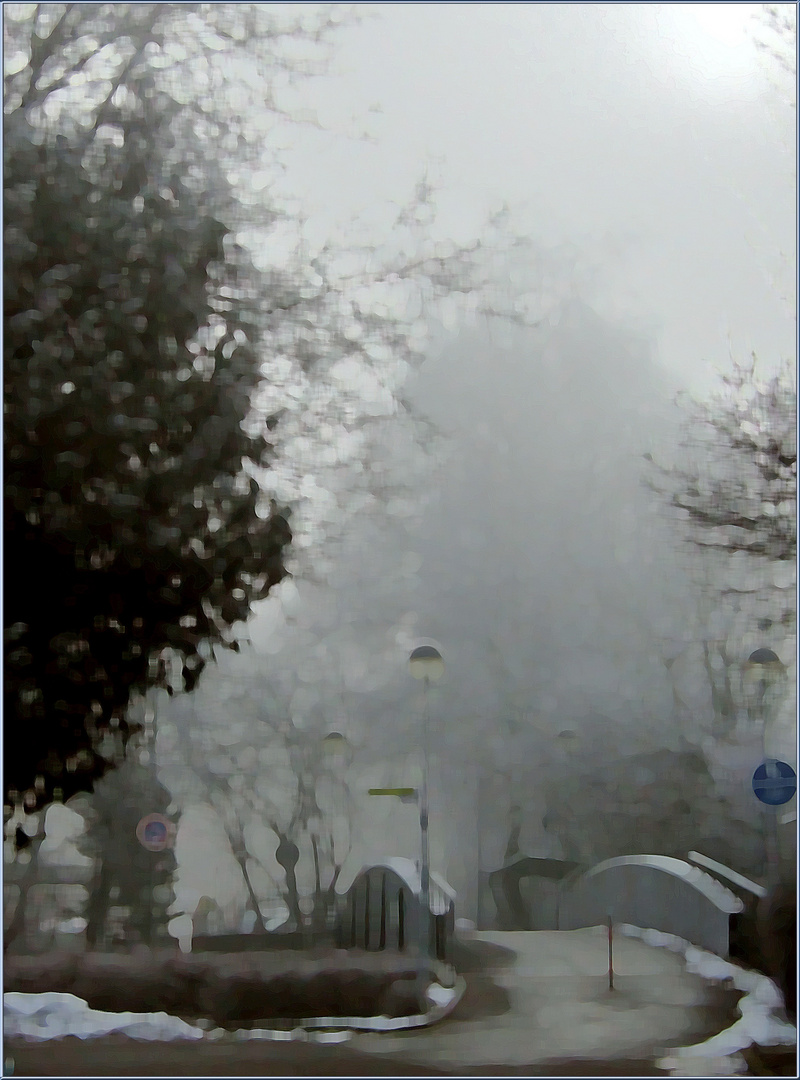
[704,640,735,734]
[3,828,46,953]
[310,833,321,895]
[84,858,113,950]
[310,833,328,932]
[283,864,302,929]
[275,831,303,929]
[232,849,267,933]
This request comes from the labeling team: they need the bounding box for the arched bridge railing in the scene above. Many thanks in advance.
[337,858,456,967]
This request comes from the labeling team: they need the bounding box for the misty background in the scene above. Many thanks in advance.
[150,3,796,930]
[11,3,795,940]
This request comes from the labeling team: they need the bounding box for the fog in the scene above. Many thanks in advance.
[161,305,786,924]
[278,3,796,394]
[136,5,799,925]
[6,10,797,1072]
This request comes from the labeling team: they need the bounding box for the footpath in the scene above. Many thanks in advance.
[349,928,747,1072]
[5,928,796,1076]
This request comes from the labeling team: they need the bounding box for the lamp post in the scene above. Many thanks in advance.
[557,729,579,756]
[321,731,351,938]
[409,645,444,975]
[322,730,350,763]
[744,648,787,889]
[321,729,351,858]
[744,649,785,734]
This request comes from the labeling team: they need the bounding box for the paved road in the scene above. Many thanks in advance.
[6,929,741,1077]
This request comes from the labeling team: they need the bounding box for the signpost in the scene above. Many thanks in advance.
[368,787,417,804]
[752,760,796,891]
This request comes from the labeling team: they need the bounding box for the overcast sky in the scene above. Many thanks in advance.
[137,4,798,925]
[273,2,796,396]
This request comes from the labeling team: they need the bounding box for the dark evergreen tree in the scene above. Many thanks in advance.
[4,5,296,812]
[79,756,177,950]
[4,3,527,824]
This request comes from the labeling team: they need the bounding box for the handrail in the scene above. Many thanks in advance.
[687,851,767,899]
[338,858,456,915]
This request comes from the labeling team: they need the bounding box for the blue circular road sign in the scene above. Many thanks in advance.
[752,760,797,806]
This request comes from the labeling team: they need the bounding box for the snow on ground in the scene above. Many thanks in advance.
[3,992,205,1042]
[616,924,796,1076]
[3,979,463,1043]
[3,991,357,1044]
[4,925,795,1076]
[353,927,749,1070]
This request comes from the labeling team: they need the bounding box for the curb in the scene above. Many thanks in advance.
[615,925,796,1074]
[225,975,468,1041]
[3,977,468,1046]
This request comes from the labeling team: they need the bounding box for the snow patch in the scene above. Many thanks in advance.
[657,1052,749,1076]
[4,992,205,1042]
[616,925,797,1075]
[426,982,457,1008]
[4,976,467,1043]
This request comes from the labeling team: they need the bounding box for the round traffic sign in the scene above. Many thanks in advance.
[135,813,174,851]
[752,760,797,806]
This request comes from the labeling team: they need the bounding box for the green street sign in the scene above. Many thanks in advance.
[368,787,416,797]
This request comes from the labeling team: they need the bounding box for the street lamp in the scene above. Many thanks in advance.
[743,649,785,731]
[408,645,444,975]
[557,729,579,755]
[322,730,350,762]
[321,731,351,936]
[409,645,445,684]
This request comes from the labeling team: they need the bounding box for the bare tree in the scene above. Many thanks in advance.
[647,355,796,568]
[751,3,797,94]
[161,671,354,937]
[3,810,47,954]
[4,1,538,819]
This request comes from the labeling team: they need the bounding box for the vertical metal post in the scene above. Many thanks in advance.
[765,777,780,891]
[364,873,370,951]
[607,913,614,991]
[409,645,443,1003]
[760,686,780,891]
[147,690,159,946]
[476,763,483,930]
[379,872,387,950]
[417,675,431,1003]
[768,807,779,888]
[420,674,430,948]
